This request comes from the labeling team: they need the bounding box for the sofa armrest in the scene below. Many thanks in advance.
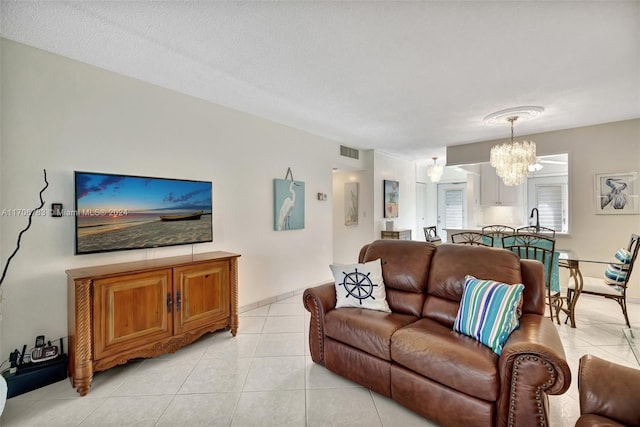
[496,314,571,427]
[577,354,640,427]
[303,282,336,365]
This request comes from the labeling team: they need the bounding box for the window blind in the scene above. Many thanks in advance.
[536,185,563,230]
[445,189,464,229]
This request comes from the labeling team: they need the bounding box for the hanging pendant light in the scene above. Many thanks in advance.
[427,157,444,183]
[489,116,537,186]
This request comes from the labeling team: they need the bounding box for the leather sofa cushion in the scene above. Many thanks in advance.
[423,244,523,325]
[324,308,418,360]
[359,240,435,316]
[391,318,499,401]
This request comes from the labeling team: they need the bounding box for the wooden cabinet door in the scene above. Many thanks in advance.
[93,269,173,360]
[173,261,230,335]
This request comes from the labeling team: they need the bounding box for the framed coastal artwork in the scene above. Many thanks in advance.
[274,178,305,230]
[345,182,359,226]
[383,179,399,218]
[594,172,639,214]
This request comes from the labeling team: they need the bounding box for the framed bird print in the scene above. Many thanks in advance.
[594,172,639,214]
[274,178,305,230]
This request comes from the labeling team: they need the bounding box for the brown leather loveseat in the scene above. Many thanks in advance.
[303,240,571,427]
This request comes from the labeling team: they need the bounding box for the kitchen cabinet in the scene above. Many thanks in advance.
[480,163,523,206]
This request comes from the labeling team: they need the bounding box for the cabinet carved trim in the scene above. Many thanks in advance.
[67,251,240,396]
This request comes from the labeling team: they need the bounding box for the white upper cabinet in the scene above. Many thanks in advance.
[480,163,523,206]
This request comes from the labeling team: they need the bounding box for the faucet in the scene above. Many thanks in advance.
[530,208,540,232]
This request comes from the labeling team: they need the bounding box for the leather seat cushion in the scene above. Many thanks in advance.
[324,308,418,360]
[390,318,500,400]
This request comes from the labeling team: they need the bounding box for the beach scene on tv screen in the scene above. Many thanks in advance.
[75,172,213,254]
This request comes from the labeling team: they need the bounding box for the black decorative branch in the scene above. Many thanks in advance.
[0,169,49,287]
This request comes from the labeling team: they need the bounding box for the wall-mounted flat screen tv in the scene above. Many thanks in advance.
[74,171,213,255]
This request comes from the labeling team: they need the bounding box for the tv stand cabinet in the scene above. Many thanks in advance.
[66,251,240,396]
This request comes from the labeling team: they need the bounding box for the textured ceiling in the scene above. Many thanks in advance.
[1,1,639,161]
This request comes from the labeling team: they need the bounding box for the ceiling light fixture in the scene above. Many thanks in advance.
[427,157,444,183]
[489,116,537,186]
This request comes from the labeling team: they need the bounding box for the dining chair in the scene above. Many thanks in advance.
[503,233,560,324]
[516,226,556,239]
[481,225,515,247]
[567,234,639,328]
[423,226,442,244]
[449,231,493,247]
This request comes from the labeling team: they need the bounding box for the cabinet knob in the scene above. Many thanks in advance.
[176,290,182,312]
[167,292,172,312]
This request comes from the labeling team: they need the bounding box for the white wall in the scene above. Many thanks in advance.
[331,157,375,264]
[331,149,416,263]
[0,39,4,354]
[373,152,417,239]
[447,119,640,298]
[0,39,345,353]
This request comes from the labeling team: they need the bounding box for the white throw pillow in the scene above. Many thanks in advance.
[330,259,391,312]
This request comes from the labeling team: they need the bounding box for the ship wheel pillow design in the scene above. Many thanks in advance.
[330,258,391,312]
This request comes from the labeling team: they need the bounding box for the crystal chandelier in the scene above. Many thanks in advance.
[427,157,444,183]
[489,116,537,186]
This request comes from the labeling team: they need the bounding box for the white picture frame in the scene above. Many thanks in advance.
[594,171,639,214]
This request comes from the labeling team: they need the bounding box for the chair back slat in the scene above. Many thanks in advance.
[503,235,556,286]
[503,233,558,323]
[450,231,493,247]
[517,226,556,239]
[623,234,640,288]
[481,225,515,247]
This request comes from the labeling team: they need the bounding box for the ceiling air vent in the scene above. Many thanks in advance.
[340,145,359,160]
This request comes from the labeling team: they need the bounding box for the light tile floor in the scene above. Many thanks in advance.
[1,294,639,426]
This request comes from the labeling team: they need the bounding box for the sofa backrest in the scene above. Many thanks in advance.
[359,240,435,317]
[358,240,546,323]
[423,244,544,327]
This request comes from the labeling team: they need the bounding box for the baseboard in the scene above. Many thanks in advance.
[238,286,308,313]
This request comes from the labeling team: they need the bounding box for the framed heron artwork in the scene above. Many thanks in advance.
[274,178,305,230]
[594,172,639,214]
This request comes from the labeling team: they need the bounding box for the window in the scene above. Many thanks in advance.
[444,189,464,229]
[437,183,466,240]
[527,176,568,233]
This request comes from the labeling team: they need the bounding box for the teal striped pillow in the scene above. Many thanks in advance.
[453,275,525,355]
[604,248,632,288]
